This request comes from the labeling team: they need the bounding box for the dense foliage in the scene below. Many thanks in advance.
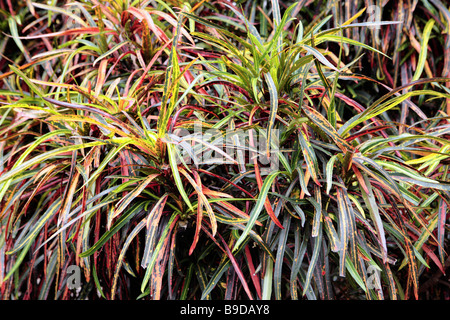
[0,0,449,300]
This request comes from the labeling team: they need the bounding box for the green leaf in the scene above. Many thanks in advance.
[296,166,311,197]
[140,213,178,292]
[302,45,338,71]
[264,72,278,158]
[9,65,54,109]
[8,17,28,59]
[223,3,262,44]
[298,130,320,185]
[180,12,226,30]
[111,217,147,299]
[0,129,70,203]
[302,105,352,152]
[262,258,273,300]
[80,202,145,257]
[141,194,170,268]
[274,214,291,300]
[92,263,106,299]
[340,89,450,136]
[6,198,62,255]
[167,143,194,212]
[345,256,367,292]
[201,260,232,300]
[360,173,388,263]
[109,173,160,228]
[308,192,322,237]
[325,155,338,195]
[412,19,435,81]
[233,171,281,252]
[302,224,322,296]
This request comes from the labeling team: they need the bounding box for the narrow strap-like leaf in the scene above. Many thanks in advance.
[298,130,320,185]
[233,171,281,252]
[412,19,434,81]
[6,198,62,255]
[167,143,194,212]
[109,173,160,229]
[360,173,388,263]
[141,194,170,268]
[141,213,179,293]
[111,218,147,299]
[264,72,278,159]
[274,214,291,300]
[80,202,144,257]
[302,105,352,153]
[302,224,322,296]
